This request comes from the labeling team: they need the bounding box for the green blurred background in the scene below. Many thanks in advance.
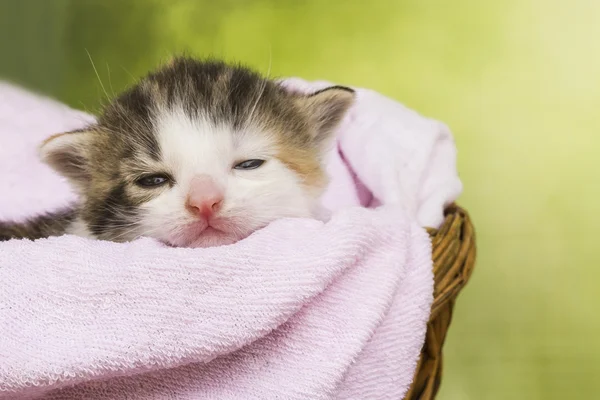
[1,0,598,398]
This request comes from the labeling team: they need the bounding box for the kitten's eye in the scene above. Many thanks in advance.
[135,174,170,188]
[233,159,265,170]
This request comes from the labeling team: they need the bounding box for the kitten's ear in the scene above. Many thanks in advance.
[295,85,355,145]
[39,129,96,184]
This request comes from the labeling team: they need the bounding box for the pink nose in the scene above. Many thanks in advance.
[186,175,224,218]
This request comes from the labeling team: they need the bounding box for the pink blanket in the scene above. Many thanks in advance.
[0,80,457,399]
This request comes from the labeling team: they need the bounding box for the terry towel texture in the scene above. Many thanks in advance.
[0,79,462,399]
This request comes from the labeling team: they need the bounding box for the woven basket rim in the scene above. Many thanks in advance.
[404,204,476,400]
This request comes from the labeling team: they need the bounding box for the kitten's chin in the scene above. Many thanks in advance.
[166,225,245,248]
[186,228,240,248]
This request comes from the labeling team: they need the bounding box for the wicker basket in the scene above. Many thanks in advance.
[404,204,476,400]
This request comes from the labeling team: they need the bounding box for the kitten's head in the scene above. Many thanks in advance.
[40,58,354,247]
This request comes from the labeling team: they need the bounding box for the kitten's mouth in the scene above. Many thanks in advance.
[167,219,240,248]
[201,226,222,235]
[189,220,226,237]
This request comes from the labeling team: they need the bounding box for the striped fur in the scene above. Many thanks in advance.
[0,209,77,241]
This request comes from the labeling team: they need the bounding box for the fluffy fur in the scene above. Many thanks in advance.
[0,57,355,247]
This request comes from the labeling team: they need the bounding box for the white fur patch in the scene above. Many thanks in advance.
[137,107,316,247]
[67,217,94,238]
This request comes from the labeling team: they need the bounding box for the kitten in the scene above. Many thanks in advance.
[0,57,355,247]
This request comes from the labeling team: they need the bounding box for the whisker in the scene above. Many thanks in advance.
[85,49,110,103]
[245,49,272,129]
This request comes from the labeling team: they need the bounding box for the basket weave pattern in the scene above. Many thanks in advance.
[404,205,476,400]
